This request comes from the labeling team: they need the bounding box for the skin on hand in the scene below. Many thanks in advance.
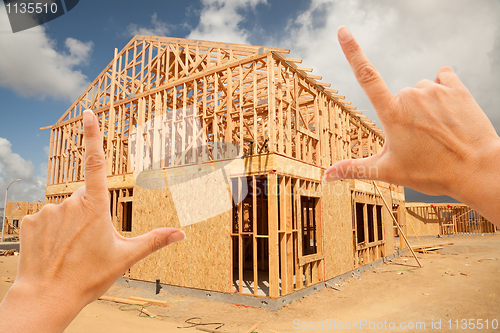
[0,110,185,332]
[325,26,500,225]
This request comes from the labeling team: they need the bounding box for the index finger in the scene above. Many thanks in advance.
[82,109,108,200]
[338,26,395,113]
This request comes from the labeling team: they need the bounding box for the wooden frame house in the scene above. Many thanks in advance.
[405,203,496,237]
[44,36,408,301]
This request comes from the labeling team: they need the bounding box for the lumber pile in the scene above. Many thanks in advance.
[98,295,167,307]
[129,296,167,307]
[412,242,454,253]
[0,249,19,256]
[98,296,148,305]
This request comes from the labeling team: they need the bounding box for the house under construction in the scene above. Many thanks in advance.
[44,35,421,307]
[405,203,496,237]
[2,201,43,237]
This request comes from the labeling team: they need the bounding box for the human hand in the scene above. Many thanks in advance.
[325,26,500,224]
[0,110,185,332]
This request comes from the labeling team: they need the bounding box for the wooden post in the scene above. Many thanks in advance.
[252,176,258,295]
[268,172,280,297]
[238,177,243,294]
[279,176,287,294]
[106,48,118,175]
[286,177,294,292]
[268,55,276,152]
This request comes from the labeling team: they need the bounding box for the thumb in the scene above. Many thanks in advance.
[123,228,185,266]
[324,154,385,182]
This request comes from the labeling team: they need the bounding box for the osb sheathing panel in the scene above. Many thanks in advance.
[321,180,354,280]
[5,201,30,219]
[405,209,440,237]
[127,171,231,293]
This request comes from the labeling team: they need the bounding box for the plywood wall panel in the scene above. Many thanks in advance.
[128,172,232,293]
[321,180,354,280]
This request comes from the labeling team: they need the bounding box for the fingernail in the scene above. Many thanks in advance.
[83,110,94,127]
[338,26,352,42]
[167,230,186,245]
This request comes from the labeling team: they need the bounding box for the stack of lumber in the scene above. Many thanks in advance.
[412,242,454,253]
[0,249,18,256]
[98,295,167,307]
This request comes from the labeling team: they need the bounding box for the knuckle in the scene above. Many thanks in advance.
[356,64,379,85]
[344,40,361,58]
[149,233,166,253]
[41,203,59,216]
[429,84,449,99]
[20,215,33,229]
[85,154,106,170]
[414,79,431,88]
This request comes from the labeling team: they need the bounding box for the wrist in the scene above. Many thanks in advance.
[447,137,500,224]
[0,281,85,333]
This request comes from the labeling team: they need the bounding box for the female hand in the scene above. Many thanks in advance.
[0,110,185,332]
[325,26,500,224]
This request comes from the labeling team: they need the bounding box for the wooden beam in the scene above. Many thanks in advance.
[283,57,303,63]
[128,296,167,307]
[296,66,313,72]
[373,182,422,267]
[314,81,331,87]
[268,172,280,297]
[99,296,148,306]
[306,74,322,80]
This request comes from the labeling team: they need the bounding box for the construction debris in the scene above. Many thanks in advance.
[0,249,18,256]
[129,296,167,307]
[99,296,148,306]
[414,247,443,254]
[478,258,497,262]
[412,242,454,254]
[136,306,163,320]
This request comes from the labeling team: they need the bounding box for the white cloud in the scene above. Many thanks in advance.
[64,37,93,66]
[187,0,267,44]
[0,137,46,206]
[127,13,170,37]
[0,2,93,101]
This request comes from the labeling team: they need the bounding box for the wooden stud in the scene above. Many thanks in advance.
[268,173,280,297]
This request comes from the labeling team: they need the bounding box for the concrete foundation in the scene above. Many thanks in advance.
[115,249,409,311]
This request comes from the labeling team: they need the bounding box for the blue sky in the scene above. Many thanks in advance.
[0,0,499,206]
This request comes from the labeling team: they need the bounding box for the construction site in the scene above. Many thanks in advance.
[1,36,498,332]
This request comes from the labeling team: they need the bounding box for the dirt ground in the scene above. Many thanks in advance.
[1,234,499,332]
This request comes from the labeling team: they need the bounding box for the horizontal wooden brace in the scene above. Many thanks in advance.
[298,253,324,266]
